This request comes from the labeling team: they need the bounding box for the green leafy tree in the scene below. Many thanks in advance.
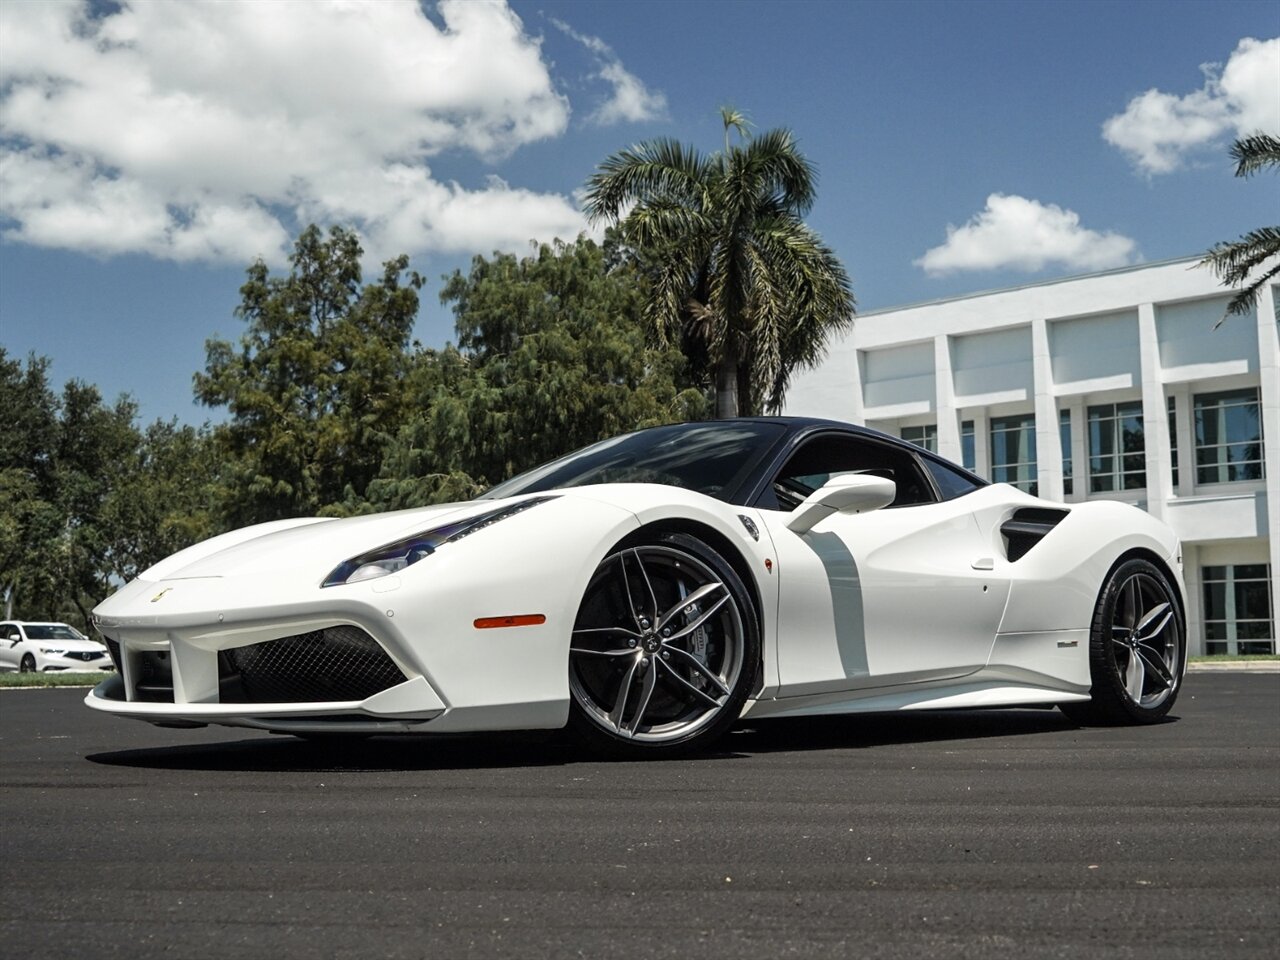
[196,225,423,524]
[0,350,60,620]
[1201,133,1280,324]
[0,349,148,627]
[101,420,222,584]
[49,382,140,624]
[584,108,854,417]
[363,235,708,509]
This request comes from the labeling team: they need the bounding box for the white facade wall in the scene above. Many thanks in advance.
[785,257,1278,655]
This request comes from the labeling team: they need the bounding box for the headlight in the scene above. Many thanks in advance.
[322,496,557,587]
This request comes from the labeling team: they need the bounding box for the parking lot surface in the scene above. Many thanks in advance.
[2,674,1276,959]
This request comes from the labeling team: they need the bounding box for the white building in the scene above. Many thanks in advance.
[785,256,1278,656]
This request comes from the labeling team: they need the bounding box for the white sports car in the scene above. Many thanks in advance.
[87,418,1186,756]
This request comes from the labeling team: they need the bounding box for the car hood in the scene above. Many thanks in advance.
[139,499,496,582]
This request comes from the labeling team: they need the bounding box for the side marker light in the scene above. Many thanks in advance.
[474,614,547,629]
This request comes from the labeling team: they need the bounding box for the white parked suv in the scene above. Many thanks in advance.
[0,621,115,673]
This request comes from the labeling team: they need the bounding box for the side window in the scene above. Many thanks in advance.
[760,434,936,511]
[921,456,984,500]
[1,623,14,640]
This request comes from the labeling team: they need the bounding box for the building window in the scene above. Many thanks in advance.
[1202,564,1275,655]
[960,420,975,471]
[990,414,1037,494]
[901,424,938,453]
[1194,388,1264,484]
[1088,401,1145,492]
[1060,409,1073,496]
[1168,396,1178,489]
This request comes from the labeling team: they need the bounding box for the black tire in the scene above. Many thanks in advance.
[568,532,760,758]
[19,654,36,674]
[1060,558,1185,725]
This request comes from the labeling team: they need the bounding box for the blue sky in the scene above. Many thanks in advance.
[1,0,1276,425]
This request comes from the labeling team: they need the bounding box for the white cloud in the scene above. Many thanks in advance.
[0,0,590,266]
[916,194,1138,276]
[1103,36,1280,175]
[551,18,668,125]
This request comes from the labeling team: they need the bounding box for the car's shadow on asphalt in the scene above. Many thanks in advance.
[84,708,1108,772]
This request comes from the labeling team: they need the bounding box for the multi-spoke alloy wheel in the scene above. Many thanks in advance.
[1061,558,1184,725]
[569,533,758,757]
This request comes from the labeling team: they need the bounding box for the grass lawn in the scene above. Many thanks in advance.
[0,671,114,688]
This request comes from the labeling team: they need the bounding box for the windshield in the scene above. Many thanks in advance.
[483,421,788,502]
[23,624,84,641]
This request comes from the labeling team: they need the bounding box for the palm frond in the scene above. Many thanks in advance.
[1201,226,1280,285]
[622,201,714,252]
[1199,226,1280,325]
[583,140,711,224]
[1230,134,1280,178]
[739,129,817,214]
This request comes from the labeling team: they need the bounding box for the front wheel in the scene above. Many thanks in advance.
[19,654,36,674]
[568,533,759,758]
[1060,558,1184,725]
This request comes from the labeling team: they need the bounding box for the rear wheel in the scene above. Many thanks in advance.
[568,533,759,758]
[19,654,36,674]
[1060,558,1184,725]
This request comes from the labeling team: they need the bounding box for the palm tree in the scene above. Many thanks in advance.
[1201,133,1280,325]
[584,109,854,417]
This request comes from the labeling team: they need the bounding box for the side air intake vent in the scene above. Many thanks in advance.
[218,626,405,703]
[1001,507,1070,562]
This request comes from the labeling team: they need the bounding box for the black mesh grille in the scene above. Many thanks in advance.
[218,626,405,703]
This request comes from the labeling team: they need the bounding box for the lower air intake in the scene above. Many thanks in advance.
[219,626,405,703]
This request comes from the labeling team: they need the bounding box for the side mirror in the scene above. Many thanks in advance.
[786,474,896,534]
[7,634,19,644]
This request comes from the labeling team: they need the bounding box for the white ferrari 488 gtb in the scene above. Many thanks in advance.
[88,418,1187,756]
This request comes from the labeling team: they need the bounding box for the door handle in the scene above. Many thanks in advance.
[971,557,994,571]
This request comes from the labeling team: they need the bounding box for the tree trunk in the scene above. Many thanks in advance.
[736,362,754,417]
[73,595,91,630]
[714,349,739,419]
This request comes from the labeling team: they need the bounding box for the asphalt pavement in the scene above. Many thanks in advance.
[1,675,1277,959]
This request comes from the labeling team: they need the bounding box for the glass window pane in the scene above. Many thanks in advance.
[1206,641,1228,655]
[1223,403,1261,443]
[924,458,979,500]
[1193,389,1263,486]
[1228,460,1263,482]
[1235,582,1273,620]
[1089,417,1114,457]
[1202,582,1227,619]
[1204,621,1227,641]
[1236,621,1274,641]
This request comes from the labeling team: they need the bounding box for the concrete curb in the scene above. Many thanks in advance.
[1187,661,1280,673]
